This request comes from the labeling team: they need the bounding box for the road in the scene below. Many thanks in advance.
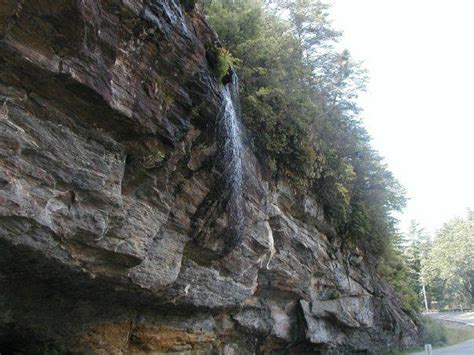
[426,311,474,327]
[410,338,474,355]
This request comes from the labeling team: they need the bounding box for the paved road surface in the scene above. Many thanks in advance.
[425,311,474,326]
[411,338,474,354]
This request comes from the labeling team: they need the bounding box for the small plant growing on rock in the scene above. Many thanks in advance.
[0,100,8,120]
[142,149,166,169]
[206,45,239,84]
[152,79,175,112]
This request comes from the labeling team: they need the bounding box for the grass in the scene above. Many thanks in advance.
[395,316,474,354]
[443,323,474,346]
[421,316,448,347]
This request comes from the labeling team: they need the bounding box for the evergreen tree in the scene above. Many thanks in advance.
[201,0,406,259]
[403,221,431,309]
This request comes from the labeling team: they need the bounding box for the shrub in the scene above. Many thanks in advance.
[207,45,240,84]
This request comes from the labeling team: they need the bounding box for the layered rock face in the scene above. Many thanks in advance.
[0,1,420,353]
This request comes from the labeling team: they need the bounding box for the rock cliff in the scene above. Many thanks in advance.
[0,1,420,353]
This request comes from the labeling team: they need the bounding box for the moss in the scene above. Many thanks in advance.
[141,149,166,169]
[0,100,9,120]
[326,288,342,300]
[152,79,175,111]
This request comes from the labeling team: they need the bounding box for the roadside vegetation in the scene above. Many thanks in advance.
[443,324,474,347]
[390,211,474,352]
[421,317,448,347]
[397,316,474,353]
[399,212,474,311]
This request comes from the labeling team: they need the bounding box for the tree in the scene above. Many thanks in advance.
[403,221,431,310]
[201,0,406,260]
[423,214,474,308]
[378,230,421,315]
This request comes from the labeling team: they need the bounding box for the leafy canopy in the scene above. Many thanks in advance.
[423,215,474,306]
[200,0,406,258]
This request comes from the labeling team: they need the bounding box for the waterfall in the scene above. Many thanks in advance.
[220,72,245,244]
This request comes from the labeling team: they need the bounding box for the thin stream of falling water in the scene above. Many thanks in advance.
[221,73,245,242]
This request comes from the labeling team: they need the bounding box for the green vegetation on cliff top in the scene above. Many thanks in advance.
[201,0,406,257]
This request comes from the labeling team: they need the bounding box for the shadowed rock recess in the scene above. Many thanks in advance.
[0,1,420,353]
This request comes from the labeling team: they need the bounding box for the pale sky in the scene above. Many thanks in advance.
[330,0,474,235]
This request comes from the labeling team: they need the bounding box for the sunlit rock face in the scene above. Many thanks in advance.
[0,0,420,353]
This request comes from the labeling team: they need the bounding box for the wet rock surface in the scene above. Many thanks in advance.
[0,0,420,353]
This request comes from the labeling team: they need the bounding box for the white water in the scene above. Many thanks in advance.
[221,74,245,240]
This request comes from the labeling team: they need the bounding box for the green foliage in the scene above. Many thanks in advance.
[422,214,474,307]
[400,221,431,308]
[202,0,406,258]
[207,45,240,83]
[378,232,420,314]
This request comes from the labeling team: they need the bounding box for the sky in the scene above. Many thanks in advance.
[329,0,474,235]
